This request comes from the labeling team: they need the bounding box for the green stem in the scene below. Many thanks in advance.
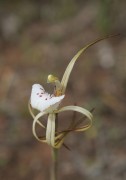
[51,148,58,180]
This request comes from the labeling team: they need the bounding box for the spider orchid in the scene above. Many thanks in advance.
[28,35,117,148]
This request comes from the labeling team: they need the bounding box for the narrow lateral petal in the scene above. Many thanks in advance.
[58,106,92,119]
[53,106,93,148]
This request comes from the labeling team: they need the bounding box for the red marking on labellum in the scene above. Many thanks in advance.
[45,98,47,100]
[36,93,39,95]
[39,95,42,97]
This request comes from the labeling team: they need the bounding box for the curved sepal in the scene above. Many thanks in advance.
[46,113,56,147]
[32,112,47,142]
[28,100,45,128]
[61,35,118,94]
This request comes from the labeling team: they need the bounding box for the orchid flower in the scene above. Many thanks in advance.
[28,35,117,148]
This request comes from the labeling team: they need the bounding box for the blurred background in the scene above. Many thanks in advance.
[0,0,126,180]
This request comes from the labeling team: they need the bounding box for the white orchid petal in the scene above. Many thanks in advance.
[46,113,56,147]
[30,84,64,112]
[32,111,47,142]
